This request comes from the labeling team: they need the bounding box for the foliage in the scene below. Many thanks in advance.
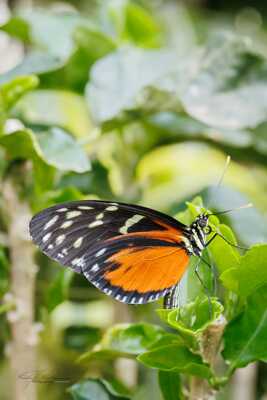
[1,1,267,400]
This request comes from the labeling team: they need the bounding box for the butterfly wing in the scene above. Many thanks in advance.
[29,200,190,304]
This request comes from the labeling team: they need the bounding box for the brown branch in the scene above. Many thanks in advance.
[189,315,226,400]
[3,180,37,400]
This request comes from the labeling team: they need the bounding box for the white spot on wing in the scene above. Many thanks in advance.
[78,205,93,210]
[56,234,65,245]
[61,220,73,229]
[89,220,103,228]
[62,248,68,255]
[73,237,83,248]
[96,248,106,257]
[105,205,118,211]
[72,257,85,267]
[57,207,68,212]
[48,244,54,250]
[44,215,59,230]
[43,232,52,242]
[67,210,82,219]
[119,214,145,234]
[91,264,99,272]
[96,212,104,220]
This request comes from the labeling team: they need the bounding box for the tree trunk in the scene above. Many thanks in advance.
[4,180,37,400]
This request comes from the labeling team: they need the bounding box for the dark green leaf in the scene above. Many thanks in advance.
[0,247,9,297]
[68,378,131,400]
[223,285,267,373]
[46,269,73,312]
[63,326,101,352]
[137,344,212,379]
[158,370,184,400]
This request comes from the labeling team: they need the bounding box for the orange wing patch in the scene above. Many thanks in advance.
[104,246,189,293]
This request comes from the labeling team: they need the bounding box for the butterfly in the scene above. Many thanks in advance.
[29,200,214,305]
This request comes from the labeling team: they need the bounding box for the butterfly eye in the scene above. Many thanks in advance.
[204,226,212,235]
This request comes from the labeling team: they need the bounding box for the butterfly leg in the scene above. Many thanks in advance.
[194,258,213,317]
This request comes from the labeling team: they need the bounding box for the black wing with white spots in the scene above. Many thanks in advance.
[29,200,189,304]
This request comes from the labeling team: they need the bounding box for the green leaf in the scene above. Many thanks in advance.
[74,26,117,60]
[100,0,161,47]
[157,297,223,350]
[137,343,212,379]
[0,75,39,112]
[5,10,88,59]
[220,244,267,297]
[80,323,165,363]
[123,2,161,47]
[182,33,267,130]
[86,47,178,124]
[0,16,31,42]
[68,378,131,400]
[14,90,93,139]
[158,370,184,400]
[223,285,267,373]
[0,51,64,85]
[36,127,90,172]
[46,269,73,312]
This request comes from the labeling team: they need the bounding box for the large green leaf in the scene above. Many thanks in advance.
[69,378,131,400]
[223,285,267,373]
[86,47,180,124]
[158,371,184,400]
[220,244,267,297]
[182,34,267,130]
[138,343,212,379]
[80,322,165,363]
[14,90,93,138]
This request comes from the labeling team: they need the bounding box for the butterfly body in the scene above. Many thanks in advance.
[29,200,210,304]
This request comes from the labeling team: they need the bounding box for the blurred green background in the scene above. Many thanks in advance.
[0,0,267,399]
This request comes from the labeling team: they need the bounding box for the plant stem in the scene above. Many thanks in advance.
[4,180,37,400]
[189,316,226,400]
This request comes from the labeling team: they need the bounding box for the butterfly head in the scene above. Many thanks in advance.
[194,214,211,234]
[185,214,212,256]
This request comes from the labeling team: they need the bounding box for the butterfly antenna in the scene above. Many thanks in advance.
[210,202,253,217]
[206,155,231,209]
